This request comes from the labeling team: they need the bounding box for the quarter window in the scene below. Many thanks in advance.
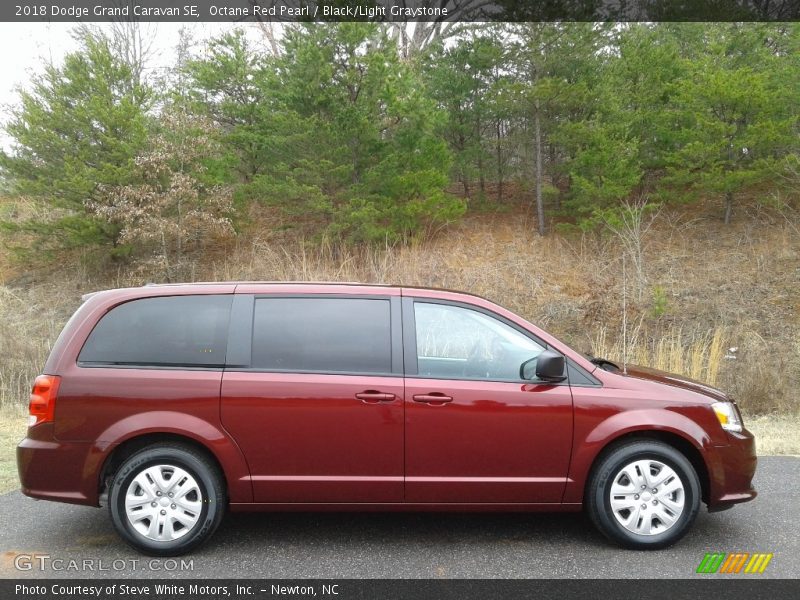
[78,295,232,367]
[414,302,544,381]
[251,298,392,374]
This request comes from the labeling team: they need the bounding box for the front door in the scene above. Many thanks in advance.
[404,299,574,504]
[221,295,404,503]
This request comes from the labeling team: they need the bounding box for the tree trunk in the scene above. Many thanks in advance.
[457,131,469,200]
[255,21,281,57]
[550,142,560,210]
[496,121,503,203]
[724,191,733,225]
[534,102,545,236]
[478,153,485,197]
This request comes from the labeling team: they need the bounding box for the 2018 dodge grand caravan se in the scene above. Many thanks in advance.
[17,283,756,555]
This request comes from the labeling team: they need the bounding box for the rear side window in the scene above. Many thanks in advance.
[79,295,232,367]
[251,297,391,374]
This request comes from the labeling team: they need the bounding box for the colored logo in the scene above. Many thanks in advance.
[697,552,773,574]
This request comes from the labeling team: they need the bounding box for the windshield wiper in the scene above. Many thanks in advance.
[585,354,621,371]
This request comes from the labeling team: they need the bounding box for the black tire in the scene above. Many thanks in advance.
[108,444,226,556]
[587,440,701,550]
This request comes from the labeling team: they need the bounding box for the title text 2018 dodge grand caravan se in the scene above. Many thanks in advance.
[17,283,756,555]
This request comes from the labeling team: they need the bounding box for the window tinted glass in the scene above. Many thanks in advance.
[252,298,391,374]
[414,302,544,381]
[79,295,232,367]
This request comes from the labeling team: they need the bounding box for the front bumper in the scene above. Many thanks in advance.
[705,427,757,509]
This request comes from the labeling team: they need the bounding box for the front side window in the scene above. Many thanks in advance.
[414,302,544,381]
[79,295,232,367]
[251,297,392,374]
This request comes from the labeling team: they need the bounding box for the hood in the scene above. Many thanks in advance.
[620,364,730,403]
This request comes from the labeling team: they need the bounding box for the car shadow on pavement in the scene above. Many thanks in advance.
[216,510,608,548]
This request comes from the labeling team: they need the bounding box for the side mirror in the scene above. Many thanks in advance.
[520,350,566,383]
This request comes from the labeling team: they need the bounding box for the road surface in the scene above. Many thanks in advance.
[1,456,796,579]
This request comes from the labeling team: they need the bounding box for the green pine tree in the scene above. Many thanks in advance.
[1,30,151,254]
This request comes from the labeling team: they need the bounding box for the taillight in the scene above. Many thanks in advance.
[28,375,60,428]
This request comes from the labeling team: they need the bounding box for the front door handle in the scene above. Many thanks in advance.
[356,391,396,403]
[413,393,453,405]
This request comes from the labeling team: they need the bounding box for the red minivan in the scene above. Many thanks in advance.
[17,283,756,555]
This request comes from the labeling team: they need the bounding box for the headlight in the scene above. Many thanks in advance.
[711,401,743,433]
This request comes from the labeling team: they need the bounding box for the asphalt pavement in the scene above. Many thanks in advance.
[1,456,797,579]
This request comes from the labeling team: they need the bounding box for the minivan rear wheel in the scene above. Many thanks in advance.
[108,444,225,556]
[587,440,701,549]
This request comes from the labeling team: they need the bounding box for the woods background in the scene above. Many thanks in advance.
[0,23,798,483]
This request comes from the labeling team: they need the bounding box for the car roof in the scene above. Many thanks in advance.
[82,282,492,303]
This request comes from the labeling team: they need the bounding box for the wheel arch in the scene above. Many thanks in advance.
[582,430,711,505]
[100,433,223,499]
[563,406,716,506]
[96,416,253,505]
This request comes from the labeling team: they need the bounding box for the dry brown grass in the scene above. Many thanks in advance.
[747,414,800,456]
[0,204,799,494]
[0,409,26,494]
[591,326,726,386]
[209,215,592,336]
[202,208,800,419]
[1,205,798,419]
[0,286,76,408]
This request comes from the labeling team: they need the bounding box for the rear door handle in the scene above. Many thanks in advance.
[413,393,453,405]
[356,391,396,403]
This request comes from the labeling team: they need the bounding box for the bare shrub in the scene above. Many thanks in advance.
[600,197,661,302]
[89,110,234,281]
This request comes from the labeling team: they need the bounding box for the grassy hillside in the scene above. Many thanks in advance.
[0,199,797,494]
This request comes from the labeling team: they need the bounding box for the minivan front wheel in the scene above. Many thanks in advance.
[587,441,701,549]
[109,444,225,556]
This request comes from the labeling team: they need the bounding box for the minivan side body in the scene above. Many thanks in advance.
[18,283,756,554]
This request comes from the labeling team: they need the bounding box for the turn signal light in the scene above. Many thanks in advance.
[28,375,61,427]
[711,401,743,433]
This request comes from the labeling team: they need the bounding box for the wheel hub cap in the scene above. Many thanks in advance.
[124,465,203,542]
[609,459,685,536]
